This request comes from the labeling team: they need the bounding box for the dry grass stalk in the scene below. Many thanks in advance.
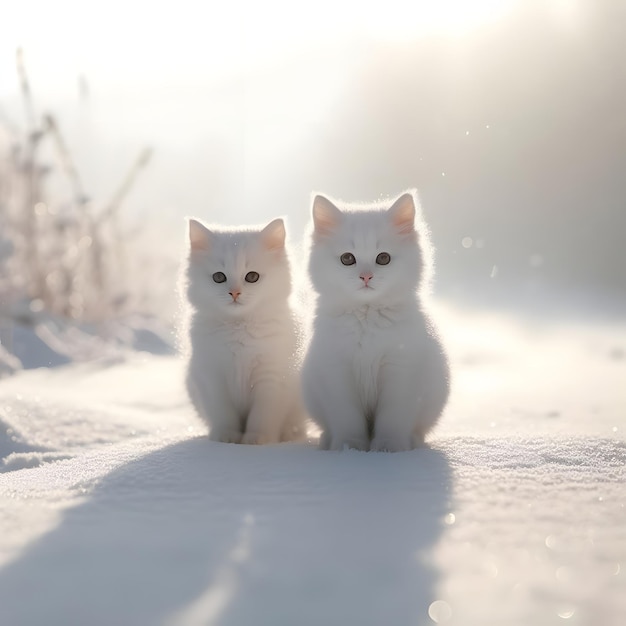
[0,49,152,325]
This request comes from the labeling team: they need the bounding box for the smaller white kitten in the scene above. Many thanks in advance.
[302,191,450,452]
[184,217,304,444]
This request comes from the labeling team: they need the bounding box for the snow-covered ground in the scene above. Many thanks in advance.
[0,306,624,626]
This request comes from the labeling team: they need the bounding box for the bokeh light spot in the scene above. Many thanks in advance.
[428,600,452,623]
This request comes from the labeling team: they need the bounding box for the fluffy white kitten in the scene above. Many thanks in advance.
[301,191,450,452]
[185,217,304,444]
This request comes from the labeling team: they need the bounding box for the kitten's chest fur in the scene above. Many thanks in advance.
[190,314,294,412]
[219,325,264,402]
[335,306,411,411]
[337,305,407,349]
[352,322,383,417]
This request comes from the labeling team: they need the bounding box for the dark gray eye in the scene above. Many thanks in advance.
[376,252,391,265]
[212,272,227,283]
[340,252,356,266]
[245,271,260,283]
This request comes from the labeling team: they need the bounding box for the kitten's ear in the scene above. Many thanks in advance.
[189,218,211,252]
[312,195,342,237]
[388,192,416,234]
[260,218,286,251]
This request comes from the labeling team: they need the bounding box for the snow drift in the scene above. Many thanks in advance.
[0,309,624,626]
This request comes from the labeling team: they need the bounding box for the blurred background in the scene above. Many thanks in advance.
[1,0,624,360]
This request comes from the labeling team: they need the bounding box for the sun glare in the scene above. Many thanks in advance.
[361,0,519,41]
[0,0,521,95]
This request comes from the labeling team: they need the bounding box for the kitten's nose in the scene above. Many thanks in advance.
[229,289,241,302]
[360,272,373,286]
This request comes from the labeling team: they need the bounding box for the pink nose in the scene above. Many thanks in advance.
[360,273,373,286]
[229,290,241,301]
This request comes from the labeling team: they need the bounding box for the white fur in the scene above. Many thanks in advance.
[184,217,304,444]
[301,191,450,452]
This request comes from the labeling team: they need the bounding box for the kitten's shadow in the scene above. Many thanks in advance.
[0,439,452,626]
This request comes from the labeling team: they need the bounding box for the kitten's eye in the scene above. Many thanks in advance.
[245,271,260,283]
[212,272,227,283]
[376,252,391,265]
[340,252,356,266]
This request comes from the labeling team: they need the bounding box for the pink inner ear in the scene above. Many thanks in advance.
[189,219,210,251]
[261,218,286,251]
[389,193,416,234]
[312,195,341,237]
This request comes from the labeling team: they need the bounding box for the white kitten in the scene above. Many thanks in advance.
[301,191,450,452]
[184,217,304,444]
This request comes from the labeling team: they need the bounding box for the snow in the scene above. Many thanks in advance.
[0,307,624,626]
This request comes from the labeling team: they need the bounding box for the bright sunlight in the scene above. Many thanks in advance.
[1,0,520,93]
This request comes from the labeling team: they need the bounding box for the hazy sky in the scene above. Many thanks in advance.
[2,0,621,311]
[1,0,587,213]
[1,0,535,94]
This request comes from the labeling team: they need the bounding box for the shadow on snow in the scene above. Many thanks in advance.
[0,438,452,626]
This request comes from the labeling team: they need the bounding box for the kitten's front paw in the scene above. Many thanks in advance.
[209,429,243,444]
[329,435,369,452]
[370,436,413,453]
[318,431,331,450]
[411,431,426,448]
[280,423,306,443]
[241,432,278,445]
